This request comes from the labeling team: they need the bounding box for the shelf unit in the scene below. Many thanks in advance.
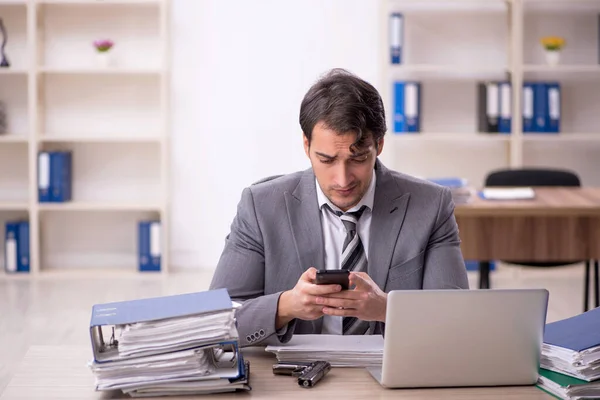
[379,0,600,188]
[0,0,170,276]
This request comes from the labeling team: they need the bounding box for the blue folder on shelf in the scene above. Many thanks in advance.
[4,221,30,273]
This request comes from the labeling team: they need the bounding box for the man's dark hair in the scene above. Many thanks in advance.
[299,68,387,152]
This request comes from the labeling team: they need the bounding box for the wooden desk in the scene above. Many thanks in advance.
[0,345,552,400]
[454,187,600,308]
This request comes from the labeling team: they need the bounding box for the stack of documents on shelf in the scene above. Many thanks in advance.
[428,177,474,204]
[481,187,536,200]
[265,334,383,367]
[536,307,600,398]
[88,289,251,397]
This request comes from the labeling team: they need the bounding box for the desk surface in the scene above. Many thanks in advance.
[0,345,553,400]
[455,187,600,217]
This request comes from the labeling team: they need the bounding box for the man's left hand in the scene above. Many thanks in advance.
[315,272,387,322]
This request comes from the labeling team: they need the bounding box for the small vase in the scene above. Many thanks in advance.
[545,50,560,66]
[95,51,112,68]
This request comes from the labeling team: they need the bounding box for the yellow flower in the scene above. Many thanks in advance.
[540,36,565,51]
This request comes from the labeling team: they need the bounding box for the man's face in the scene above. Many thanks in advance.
[304,121,383,212]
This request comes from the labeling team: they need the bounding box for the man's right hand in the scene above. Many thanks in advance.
[275,267,342,329]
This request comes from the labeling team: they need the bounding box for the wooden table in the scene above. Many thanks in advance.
[454,187,600,308]
[0,345,553,400]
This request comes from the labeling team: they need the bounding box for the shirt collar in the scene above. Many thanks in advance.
[316,169,376,214]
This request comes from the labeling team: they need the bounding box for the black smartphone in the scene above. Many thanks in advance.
[315,270,349,290]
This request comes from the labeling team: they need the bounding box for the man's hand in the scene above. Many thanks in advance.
[276,267,343,329]
[316,272,387,322]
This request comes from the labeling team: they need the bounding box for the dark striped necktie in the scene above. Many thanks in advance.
[324,204,370,335]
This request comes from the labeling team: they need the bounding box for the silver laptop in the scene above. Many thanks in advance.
[368,288,549,388]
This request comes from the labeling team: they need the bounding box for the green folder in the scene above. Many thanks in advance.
[536,368,600,399]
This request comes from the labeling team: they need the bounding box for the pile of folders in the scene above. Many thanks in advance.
[87,289,251,397]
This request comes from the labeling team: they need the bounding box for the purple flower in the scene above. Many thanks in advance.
[93,39,114,52]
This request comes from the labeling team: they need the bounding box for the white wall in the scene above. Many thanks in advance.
[169,0,381,270]
[169,0,600,272]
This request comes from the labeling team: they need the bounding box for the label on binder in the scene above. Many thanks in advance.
[390,15,402,46]
[405,83,418,118]
[549,87,560,119]
[523,86,533,119]
[5,237,16,272]
[38,153,50,189]
[150,222,161,257]
[500,84,511,118]
[486,83,499,118]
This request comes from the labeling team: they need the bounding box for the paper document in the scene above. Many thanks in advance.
[482,187,535,200]
[265,334,383,367]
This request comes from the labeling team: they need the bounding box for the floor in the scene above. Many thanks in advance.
[0,263,593,395]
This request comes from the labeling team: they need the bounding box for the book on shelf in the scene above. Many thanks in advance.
[37,151,73,203]
[138,220,161,272]
[3,220,29,273]
[393,81,421,133]
[88,288,251,397]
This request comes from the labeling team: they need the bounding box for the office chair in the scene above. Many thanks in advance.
[480,168,599,312]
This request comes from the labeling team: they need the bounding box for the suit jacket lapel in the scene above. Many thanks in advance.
[369,160,410,290]
[284,168,325,277]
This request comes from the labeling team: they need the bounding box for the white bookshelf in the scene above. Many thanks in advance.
[0,0,170,276]
[379,0,600,189]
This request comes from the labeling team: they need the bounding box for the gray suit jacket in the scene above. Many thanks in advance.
[209,159,469,347]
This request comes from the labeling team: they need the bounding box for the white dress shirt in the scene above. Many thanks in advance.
[315,170,376,334]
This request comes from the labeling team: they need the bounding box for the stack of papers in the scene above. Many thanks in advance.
[536,307,600,398]
[540,307,600,381]
[87,289,251,397]
[481,187,536,200]
[428,177,474,204]
[537,369,600,400]
[265,334,383,367]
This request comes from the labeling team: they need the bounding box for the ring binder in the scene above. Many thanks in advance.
[88,289,251,396]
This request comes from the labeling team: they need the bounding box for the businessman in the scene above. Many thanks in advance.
[209,68,469,347]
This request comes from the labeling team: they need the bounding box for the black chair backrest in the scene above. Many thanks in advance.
[485,168,581,188]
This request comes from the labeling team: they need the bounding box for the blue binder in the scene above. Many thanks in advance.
[546,82,560,133]
[37,152,51,202]
[389,13,403,64]
[138,220,161,272]
[533,82,548,133]
[4,221,29,273]
[38,151,73,202]
[522,82,535,133]
[89,288,235,362]
[498,82,511,134]
[50,151,72,202]
[394,81,421,133]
